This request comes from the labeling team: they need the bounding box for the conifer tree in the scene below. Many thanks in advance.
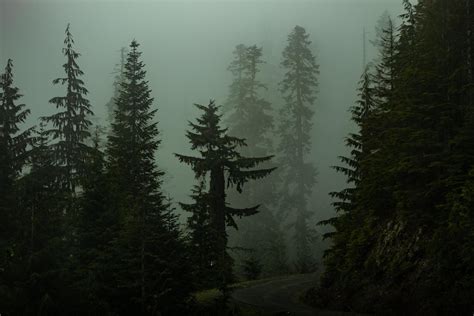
[0,58,31,235]
[224,44,287,276]
[372,13,396,108]
[225,44,273,151]
[0,59,32,178]
[0,58,33,314]
[180,180,217,289]
[14,121,68,315]
[278,26,319,272]
[224,44,248,116]
[107,40,192,315]
[42,24,94,194]
[318,68,376,294]
[176,100,275,290]
[105,47,127,124]
[72,128,114,313]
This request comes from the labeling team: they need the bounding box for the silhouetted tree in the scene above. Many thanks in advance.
[180,180,217,289]
[72,128,115,314]
[0,58,34,314]
[105,47,128,124]
[15,121,68,315]
[42,23,94,195]
[176,100,275,291]
[107,40,192,315]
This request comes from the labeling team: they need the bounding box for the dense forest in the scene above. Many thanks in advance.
[315,0,474,314]
[1,0,473,315]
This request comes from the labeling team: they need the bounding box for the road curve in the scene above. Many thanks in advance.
[232,274,362,316]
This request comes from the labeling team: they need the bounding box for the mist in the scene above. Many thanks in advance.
[1,0,402,221]
[3,0,472,315]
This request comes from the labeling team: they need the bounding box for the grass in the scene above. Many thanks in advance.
[193,274,296,306]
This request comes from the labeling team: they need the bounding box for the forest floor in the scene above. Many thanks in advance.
[195,274,365,315]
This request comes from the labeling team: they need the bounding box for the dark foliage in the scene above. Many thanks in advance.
[278,26,319,273]
[176,100,275,292]
[318,2,474,314]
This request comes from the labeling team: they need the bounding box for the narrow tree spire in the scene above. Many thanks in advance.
[0,59,32,178]
[43,23,94,194]
[278,25,319,273]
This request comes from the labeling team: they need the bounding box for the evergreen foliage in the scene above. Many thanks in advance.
[73,128,115,314]
[2,6,474,314]
[106,39,192,315]
[318,2,474,314]
[105,47,128,124]
[176,100,275,291]
[15,122,68,315]
[0,58,33,314]
[224,43,288,276]
[180,180,218,290]
[278,25,319,273]
[42,24,94,194]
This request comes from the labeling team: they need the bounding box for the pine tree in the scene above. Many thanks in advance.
[176,100,275,291]
[317,67,376,301]
[107,40,192,315]
[105,47,128,124]
[0,59,32,179]
[42,23,94,194]
[72,127,115,313]
[0,58,33,314]
[224,44,287,276]
[225,44,273,152]
[278,25,319,273]
[180,180,217,289]
[372,13,396,108]
[224,44,248,116]
[13,121,68,315]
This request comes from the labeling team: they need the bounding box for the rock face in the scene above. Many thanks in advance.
[310,217,468,315]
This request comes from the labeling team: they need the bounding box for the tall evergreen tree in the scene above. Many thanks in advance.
[72,127,115,314]
[176,100,275,291]
[105,47,128,124]
[224,44,248,116]
[0,58,33,314]
[225,44,273,152]
[224,44,287,276]
[278,25,319,272]
[42,23,94,194]
[317,68,377,304]
[0,59,32,179]
[107,40,192,315]
[372,13,396,108]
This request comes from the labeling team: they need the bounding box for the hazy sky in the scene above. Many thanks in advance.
[1,0,405,224]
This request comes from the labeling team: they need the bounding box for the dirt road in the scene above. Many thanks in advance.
[232,274,363,316]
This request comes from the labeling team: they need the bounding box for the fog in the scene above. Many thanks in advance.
[1,0,403,225]
[5,2,474,314]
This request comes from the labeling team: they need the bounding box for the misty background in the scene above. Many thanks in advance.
[0,0,403,228]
